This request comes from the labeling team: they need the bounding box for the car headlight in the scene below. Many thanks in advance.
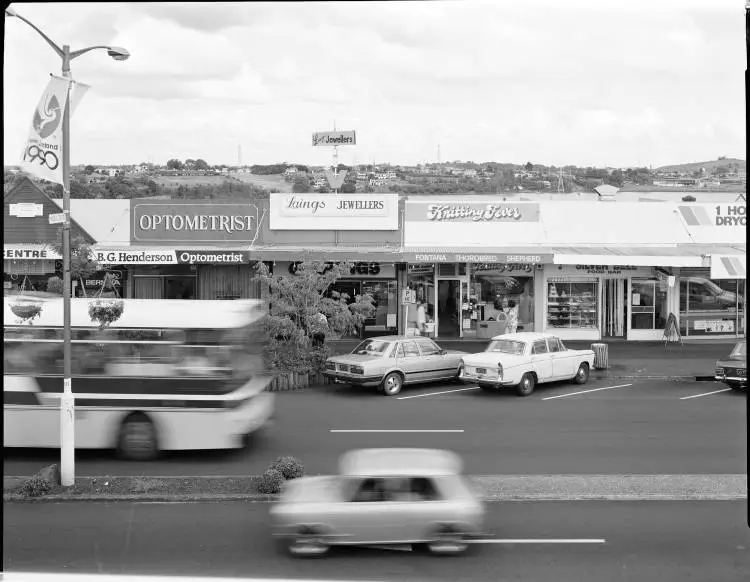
[715,367,724,375]
[497,362,504,379]
[350,365,364,375]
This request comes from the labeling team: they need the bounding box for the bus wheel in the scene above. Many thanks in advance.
[118,413,159,461]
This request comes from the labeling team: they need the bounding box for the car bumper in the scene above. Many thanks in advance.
[322,371,383,387]
[715,375,747,387]
[458,373,515,387]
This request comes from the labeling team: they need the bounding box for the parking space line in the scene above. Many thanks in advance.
[468,538,606,544]
[397,387,480,400]
[542,383,633,401]
[679,388,733,400]
[330,429,464,433]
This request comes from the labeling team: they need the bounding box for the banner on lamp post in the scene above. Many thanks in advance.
[69,80,91,117]
[19,75,72,186]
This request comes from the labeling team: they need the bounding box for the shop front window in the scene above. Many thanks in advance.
[547,281,598,329]
[406,264,435,336]
[679,276,745,336]
[361,280,398,336]
[631,279,668,330]
[469,264,535,335]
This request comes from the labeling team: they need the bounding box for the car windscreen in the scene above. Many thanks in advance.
[352,339,391,356]
[486,339,526,355]
[731,342,746,358]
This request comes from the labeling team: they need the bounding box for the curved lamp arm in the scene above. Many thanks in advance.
[70,45,129,61]
[5,8,64,58]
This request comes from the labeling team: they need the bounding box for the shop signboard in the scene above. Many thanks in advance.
[175,250,251,265]
[94,249,178,265]
[282,261,395,278]
[404,252,553,264]
[676,203,746,245]
[312,131,356,146]
[3,245,61,260]
[269,193,398,230]
[131,200,262,243]
[405,201,541,222]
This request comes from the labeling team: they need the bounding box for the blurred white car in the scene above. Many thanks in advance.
[459,332,595,396]
[269,448,486,557]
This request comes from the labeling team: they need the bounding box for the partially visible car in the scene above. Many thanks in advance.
[323,336,468,396]
[269,448,486,557]
[458,332,595,396]
[714,340,746,391]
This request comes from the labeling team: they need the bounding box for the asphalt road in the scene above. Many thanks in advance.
[4,378,747,477]
[4,500,749,582]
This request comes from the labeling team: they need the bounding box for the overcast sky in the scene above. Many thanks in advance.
[3,0,746,169]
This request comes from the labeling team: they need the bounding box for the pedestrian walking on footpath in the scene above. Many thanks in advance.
[503,300,519,334]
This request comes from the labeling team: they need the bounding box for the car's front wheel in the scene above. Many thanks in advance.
[516,373,536,397]
[286,527,331,558]
[381,372,403,396]
[572,362,590,385]
[422,525,469,556]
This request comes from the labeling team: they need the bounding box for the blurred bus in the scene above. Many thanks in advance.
[3,297,274,460]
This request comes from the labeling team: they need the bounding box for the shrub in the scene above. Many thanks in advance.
[20,475,52,498]
[88,299,124,329]
[46,276,64,295]
[269,456,305,480]
[257,468,284,494]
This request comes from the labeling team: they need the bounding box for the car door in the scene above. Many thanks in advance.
[398,340,426,384]
[530,339,554,383]
[547,337,576,380]
[332,477,393,544]
[415,339,451,381]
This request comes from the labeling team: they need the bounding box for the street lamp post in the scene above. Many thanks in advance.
[5,7,129,487]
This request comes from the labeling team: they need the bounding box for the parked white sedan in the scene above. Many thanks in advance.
[458,332,595,396]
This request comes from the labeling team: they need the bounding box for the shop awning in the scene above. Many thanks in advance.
[551,246,711,267]
[711,254,747,279]
[252,245,403,263]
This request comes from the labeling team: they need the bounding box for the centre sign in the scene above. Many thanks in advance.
[269,193,399,230]
[131,200,261,243]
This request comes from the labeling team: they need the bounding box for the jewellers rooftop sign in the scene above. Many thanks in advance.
[130,200,261,243]
[405,201,540,222]
[269,193,399,230]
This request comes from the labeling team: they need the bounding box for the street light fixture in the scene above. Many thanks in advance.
[5,7,129,487]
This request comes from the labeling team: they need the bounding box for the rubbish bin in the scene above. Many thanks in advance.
[591,343,608,369]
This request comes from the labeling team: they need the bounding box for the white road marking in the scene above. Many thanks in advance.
[542,383,633,400]
[396,386,480,400]
[469,538,606,544]
[679,388,733,400]
[330,429,464,433]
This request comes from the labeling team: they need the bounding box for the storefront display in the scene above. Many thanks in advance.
[406,264,436,335]
[467,263,535,336]
[547,281,598,329]
[678,271,745,337]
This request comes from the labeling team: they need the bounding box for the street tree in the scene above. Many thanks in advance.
[253,260,375,375]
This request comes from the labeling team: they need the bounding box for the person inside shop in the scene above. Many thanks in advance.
[416,301,427,334]
[503,300,519,334]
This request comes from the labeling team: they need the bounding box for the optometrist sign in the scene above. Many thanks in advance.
[270,193,399,230]
[131,200,261,243]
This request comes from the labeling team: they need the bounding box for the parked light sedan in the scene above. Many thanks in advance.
[458,332,595,396]
[269,448,486,557]
[714,340,746,391]
[323,336,468,396]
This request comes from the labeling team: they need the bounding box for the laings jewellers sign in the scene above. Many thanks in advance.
[269,194,399,230]
[405,201,541,222]
[131,201,261,243]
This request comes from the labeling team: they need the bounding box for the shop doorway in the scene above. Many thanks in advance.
[602,279,627,338]
[437,279,460,337]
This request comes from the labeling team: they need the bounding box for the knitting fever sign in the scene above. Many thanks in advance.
[405,201,540,222]
[131,201,261,243]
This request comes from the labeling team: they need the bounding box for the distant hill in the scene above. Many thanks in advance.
[656,158,745,173]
